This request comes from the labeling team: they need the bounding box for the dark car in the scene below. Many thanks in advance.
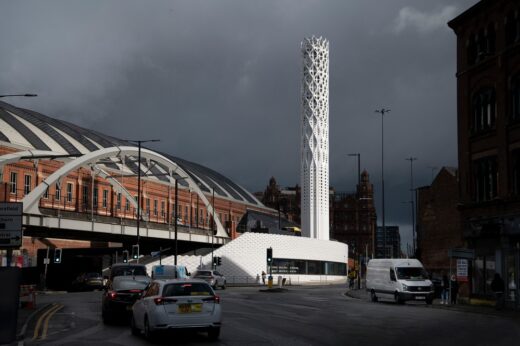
[108,263,148,280]
[102,275,150,324]
[71,272,103,291]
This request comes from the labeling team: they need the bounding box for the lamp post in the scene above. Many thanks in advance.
[211,188,215,270]
[173,176,188,265]
[406,157,417,257]
[127,139,160,263]
[0,94,37,98]
[375,108,390,257]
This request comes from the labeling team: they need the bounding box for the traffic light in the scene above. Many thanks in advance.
[217,257,222,266]
[212,257,217,266]
[53,248,62,264]
[132,244,139,260]
[123,250,129,263]
[266,247,273,265]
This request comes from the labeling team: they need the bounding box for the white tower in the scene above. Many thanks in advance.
[300,36,329,240]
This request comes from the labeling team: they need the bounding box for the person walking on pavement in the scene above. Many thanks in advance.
[441,274,449,304]
[261,271,266,285]
[450,275,459,305]
[491,273,505,310]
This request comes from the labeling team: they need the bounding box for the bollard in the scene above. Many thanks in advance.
[268,275,273,289]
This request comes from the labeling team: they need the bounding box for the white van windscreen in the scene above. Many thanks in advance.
[396,267,428,280]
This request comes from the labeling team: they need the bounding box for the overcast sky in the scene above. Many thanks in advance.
[0,0,479,249]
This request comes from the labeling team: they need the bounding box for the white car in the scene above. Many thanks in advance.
[193,270,226,289]
[131,279,222,340]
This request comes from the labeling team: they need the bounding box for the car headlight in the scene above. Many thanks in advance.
[402,284,408,291]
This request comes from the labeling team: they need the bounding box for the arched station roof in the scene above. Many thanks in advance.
[0,101,264,208]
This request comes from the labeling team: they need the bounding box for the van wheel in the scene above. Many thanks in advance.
[370,290,378,302]
[394,292,403,305]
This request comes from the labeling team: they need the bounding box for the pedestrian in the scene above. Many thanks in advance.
[261,271,266,285]
[491,273,505,310]
[441,274,449,305]
[450,275,459,305]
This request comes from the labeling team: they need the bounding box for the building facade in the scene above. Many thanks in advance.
[448,0,520,304]
[331,171,377,258]
[375,226,401,259]
[416,167,464,274]
[300,36,330,240]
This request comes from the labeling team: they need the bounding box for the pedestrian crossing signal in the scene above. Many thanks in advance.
[123,250,129,263]
[267,247,272,264]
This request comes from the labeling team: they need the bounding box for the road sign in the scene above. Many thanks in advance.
[0,202,23,248]
[448,248,475,259]
[456,259,468,282]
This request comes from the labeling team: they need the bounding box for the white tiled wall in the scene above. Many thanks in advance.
[146,233,348,284]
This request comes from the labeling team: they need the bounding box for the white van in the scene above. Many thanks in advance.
[366,258,434,304]
[151,265,189,280]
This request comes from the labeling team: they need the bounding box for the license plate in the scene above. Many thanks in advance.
[178,303,202,313]
[415,296,426,300]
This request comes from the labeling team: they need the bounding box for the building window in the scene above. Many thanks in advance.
[512,75,520,123]
[82,185,88,205]
[102,190,108,208]
[153,199,158,216]
[125,197,130,211]
[472,88,496,134]
[55,184,61,201]
[161,201,165,217]
[10,172,17,194]
[116,193,121,210]
[512,150,520,195]
[146,198,150,216]
[467,24,496,65]
[93,187,98,207]
[24,175,32,195]
[66,182,73,202]
[473,156,498,202]
[506,10,520,46]
[43,187,49,199]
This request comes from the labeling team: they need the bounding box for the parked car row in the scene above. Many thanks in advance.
[101,263,223,341]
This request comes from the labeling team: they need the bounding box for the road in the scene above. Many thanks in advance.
[23,285,520,346]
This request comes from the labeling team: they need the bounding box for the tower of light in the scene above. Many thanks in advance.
[300,36,329,240]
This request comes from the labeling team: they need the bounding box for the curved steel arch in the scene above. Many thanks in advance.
[20,146,227,236]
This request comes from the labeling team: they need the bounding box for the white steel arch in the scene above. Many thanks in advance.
[19,146,227,236]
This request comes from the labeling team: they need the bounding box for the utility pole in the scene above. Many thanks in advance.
[375,108,390,257]
[406,157,417,257]
[127,139,160,263]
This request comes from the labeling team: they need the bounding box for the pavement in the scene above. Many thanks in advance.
[345,287,520,319]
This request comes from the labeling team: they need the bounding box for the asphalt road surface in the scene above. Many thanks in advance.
[23,285,520,346]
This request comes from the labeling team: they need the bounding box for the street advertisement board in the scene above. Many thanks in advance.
[0,202,23,248]
[456,258,468,282]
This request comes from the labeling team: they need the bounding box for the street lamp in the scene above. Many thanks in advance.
[375,108,390,257]
[406,157,417,257]
[126,139,160,263]
[0,94,37,98]
[173,175,188,265]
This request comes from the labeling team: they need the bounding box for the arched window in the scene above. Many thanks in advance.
[505,10,520,46]
[472,87,496,134]
[511,75,520,122]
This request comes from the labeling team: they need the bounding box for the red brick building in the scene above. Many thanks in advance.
[416,167,464,274]
[448,0,520,303]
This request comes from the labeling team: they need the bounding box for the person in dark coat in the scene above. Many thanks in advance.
[441,274,449,304]
[491,273,505,310]
[450,275,459,304]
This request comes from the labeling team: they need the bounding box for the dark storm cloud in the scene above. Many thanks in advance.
[0,0,479,247]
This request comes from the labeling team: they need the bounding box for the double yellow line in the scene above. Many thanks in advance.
[32,303,64,341]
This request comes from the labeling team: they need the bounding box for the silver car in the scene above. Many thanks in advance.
[193,270,226,289]
[131,279,222,340]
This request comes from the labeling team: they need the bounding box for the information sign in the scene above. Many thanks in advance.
[456,258,468,282]
[0,202,23,248]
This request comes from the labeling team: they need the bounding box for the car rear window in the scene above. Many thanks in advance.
[113,278,149,291]
[194,271,211,276]
[111,266,147,278]
[162,283,213,297]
